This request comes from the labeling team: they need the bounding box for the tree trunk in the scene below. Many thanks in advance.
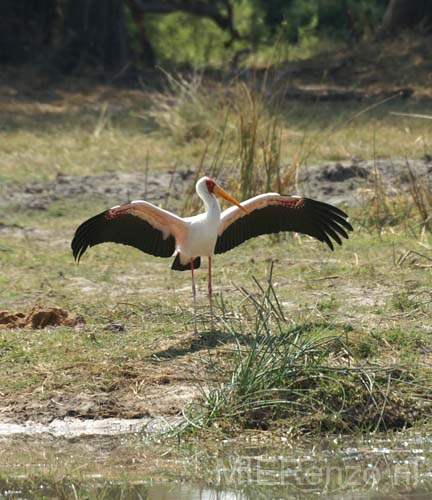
[58,0,131,75]
[0,0,56,64]
[381,0,432,35]
[126,0,156,67]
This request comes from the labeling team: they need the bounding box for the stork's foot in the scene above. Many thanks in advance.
[191,318,201,338]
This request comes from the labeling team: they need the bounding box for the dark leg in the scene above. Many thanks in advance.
[191,258,197,335]
[208,256,214,331]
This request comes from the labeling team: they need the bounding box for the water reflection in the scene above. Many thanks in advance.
[0,482,244,500]
[0,432,431,499]
[147,484,243,500]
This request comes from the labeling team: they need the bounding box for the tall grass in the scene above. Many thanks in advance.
[353,159,432,235]
[233,83,284,200]
[406,160,432,232]
[168,264,419,436]
[149,70,294,209]
[149,70,432,233]
[148,70,217,143]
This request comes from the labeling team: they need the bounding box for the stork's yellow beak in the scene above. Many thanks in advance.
[214,185,249,214]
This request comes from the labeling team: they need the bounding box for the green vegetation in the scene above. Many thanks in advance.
[173,267,431,435]
[137,0,390,67]
[1,34,432,436]
[0,170,431,430]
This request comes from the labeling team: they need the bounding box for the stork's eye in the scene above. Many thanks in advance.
[205,178,216,193]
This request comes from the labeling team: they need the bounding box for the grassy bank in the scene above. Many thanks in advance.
[0,195,431,431]
[0,67,431,435]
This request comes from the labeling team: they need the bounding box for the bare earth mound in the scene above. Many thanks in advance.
[0,306,84,329]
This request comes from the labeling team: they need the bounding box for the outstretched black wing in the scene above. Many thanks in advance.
[215,195,352,254]
[72,203,177,262]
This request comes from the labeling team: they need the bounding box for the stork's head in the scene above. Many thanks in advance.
[204,177,217,194]
[195,176,216,196]
[196,177,248,213]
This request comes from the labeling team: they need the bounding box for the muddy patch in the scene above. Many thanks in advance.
[0,222,50,240]
[0,332,207,425]
[298,156,432,204]
[1,169,195,211]
[0,379,199,425]
[1,158,431,214]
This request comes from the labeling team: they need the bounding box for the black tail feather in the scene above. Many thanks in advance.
[171,255,201,271]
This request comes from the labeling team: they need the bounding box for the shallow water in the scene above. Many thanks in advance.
[0,417,161,437]
[0,421,431,499]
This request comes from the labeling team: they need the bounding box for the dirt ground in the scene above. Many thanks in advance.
[0,329,227,424]
[2,156,431,212]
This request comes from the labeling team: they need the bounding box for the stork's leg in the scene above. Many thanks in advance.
[190,258,198,335]
[208,256,214,331]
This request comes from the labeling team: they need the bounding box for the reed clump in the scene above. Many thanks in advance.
[170,265,428,437]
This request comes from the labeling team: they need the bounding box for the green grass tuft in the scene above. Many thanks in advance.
[170,265,432,437]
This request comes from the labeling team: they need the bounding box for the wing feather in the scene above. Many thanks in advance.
[71,201,184,261]
[215,194,353,254]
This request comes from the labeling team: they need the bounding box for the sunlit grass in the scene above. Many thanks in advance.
[167,262,431,436]
[1,76,432,186]
[2,198,431,431]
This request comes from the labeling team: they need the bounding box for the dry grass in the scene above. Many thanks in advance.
[1,66,432,188]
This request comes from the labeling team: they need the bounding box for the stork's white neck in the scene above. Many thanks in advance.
[199,190,221,221]
[203,193,221,221]
[196,178,221,221]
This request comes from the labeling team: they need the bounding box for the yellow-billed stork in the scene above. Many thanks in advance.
[72,176,353,333]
